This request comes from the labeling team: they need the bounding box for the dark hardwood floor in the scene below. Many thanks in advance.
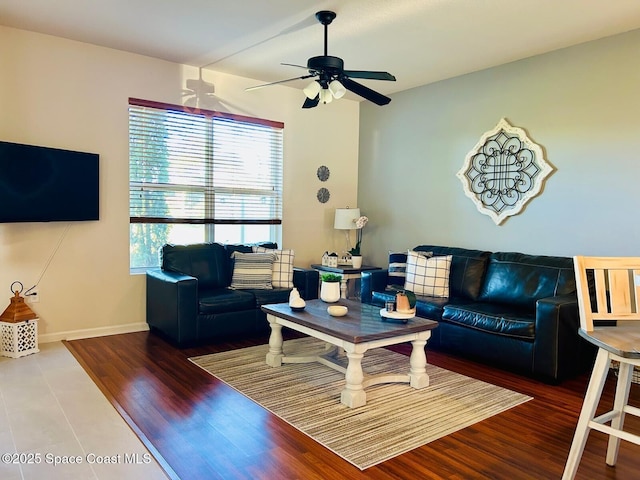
[64,331,640,480]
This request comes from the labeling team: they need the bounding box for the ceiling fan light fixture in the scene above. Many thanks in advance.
[247,10,395,109]
[319,88,333,104]
[303,80,321,99]
[328,79,346,99]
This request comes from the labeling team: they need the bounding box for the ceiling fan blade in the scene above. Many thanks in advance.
[341,77,391,106]
[302,95,320,109]
[246,74,315,91]
[281,63,309,70]
[344,70,396,81]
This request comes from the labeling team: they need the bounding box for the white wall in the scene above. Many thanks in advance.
[0,26,360,341]
[358,29,640,269]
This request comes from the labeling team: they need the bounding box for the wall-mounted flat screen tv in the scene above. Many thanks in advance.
[0,140,99,223]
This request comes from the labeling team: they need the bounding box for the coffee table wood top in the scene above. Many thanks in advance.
[262,299,438,344]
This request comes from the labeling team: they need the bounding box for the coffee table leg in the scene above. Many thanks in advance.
[408,338,429,389]
[266,315,284,367]
[340,349,367,408]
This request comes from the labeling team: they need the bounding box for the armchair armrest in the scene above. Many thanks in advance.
[534,294,596,381]
[146,268,198,346]
[361,269,390,304]
[293,267,319,300]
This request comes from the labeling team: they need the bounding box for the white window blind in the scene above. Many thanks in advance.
[129,98,283,225]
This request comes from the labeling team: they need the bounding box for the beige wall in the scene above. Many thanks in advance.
[359,29,640,269]
[0,26,360,341]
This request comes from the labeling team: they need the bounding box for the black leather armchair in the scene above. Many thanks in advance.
[146,242,319,346]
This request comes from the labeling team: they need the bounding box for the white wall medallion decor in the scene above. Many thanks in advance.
[456,118,554,225]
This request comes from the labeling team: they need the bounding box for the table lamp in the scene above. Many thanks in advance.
[334,207,360,255]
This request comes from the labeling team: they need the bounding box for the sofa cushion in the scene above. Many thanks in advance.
[414,294,454,320]
[478,252,576,308]
[405,252,452,298]
[413,245,490,300]
[250,288,293,306]
[199,289,255,315]
[230,252,277,289]
[443,302,535,340]
[253,246,294,288]
[161,242,229,289]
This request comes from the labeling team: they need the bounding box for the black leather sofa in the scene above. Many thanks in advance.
[146,242,319,346]
[361,245,596,382]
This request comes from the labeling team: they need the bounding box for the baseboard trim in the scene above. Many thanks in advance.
[39,322,149,343]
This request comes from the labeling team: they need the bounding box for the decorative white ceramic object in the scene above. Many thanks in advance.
[327,305,348,317]
[289,288,306,311]
[351,256,362,269]
[320,281,341,303]
[289,287,300,303]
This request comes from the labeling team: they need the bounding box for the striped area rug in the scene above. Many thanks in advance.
[189,337,531,470]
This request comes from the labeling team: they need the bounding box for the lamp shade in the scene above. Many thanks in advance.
[319,88,333,104]
[303,80,321,99]
[328,79,346,99]
[334,208,361,230]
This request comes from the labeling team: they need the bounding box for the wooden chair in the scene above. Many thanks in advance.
[562,256,640,479]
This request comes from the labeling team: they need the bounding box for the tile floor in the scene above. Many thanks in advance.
[0,341,168,480]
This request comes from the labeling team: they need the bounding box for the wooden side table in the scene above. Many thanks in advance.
[311,264,382,299]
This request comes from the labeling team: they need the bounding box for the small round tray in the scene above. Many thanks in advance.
[379,308,415,320]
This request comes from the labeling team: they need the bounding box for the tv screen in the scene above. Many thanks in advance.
[0,141,99,223]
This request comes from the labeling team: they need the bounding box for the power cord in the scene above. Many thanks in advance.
[24,223,71,296]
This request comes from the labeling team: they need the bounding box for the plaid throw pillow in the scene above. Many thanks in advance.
[388,250,433,287]
[404,251,452,298]
[230,252,277,289]
[252,246,295,288]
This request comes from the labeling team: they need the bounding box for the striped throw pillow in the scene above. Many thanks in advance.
[230,252,277,289]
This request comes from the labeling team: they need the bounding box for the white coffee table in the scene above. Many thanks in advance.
[261,299,438,408]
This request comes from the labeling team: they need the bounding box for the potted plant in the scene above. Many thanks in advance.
[348,216,368,269]
[320,273,341,303]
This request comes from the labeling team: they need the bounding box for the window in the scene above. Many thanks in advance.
[129,98,283,270]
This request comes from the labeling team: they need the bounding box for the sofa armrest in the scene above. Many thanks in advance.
[361,269,390,304]
[534,294,596,381]
[293,267,319,300]
[146,268,198,346]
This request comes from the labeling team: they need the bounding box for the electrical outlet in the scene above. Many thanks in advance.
[26,288,39,303]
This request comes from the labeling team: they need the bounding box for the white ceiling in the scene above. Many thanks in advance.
[2,0,640,99]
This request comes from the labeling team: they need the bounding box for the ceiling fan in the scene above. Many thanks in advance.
[246,10,396,108]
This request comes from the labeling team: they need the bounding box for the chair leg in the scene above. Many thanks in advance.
[562,348,611,480]
[606,361,634,466]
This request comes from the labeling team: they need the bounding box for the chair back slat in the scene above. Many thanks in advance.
[608,269,632,314]
[594,269,608,315]
[574,256,640,332]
